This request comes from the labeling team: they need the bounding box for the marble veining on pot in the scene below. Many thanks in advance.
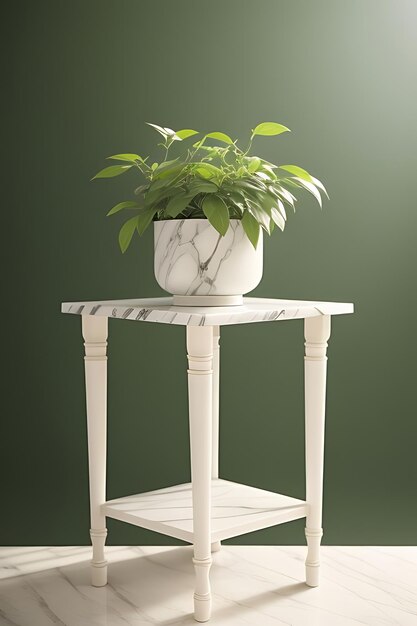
[154,219,263,297]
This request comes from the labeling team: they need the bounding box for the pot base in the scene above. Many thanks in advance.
[172,295,243,307]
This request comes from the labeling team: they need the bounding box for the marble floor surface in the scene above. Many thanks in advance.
[0,546,416,626]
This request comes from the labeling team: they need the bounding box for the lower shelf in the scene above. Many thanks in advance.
[102,479,307,543]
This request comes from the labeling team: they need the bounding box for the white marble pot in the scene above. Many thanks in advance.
[154,219,263,306]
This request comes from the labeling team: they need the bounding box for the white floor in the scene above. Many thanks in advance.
[0,546,416,625]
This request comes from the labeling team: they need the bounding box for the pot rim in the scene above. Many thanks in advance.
[153,217,244,225]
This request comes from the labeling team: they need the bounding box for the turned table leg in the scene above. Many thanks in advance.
[82,315,108,587]
[187,326,213,622]
[211,325,221,554]
[304,315,331,587]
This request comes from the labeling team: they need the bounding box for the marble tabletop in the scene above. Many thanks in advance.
[61,297,354,327]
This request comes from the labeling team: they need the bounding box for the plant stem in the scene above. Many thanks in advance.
[243,135,254,156]
[189,135,207,160]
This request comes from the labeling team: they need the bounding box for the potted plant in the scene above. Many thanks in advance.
[93,122,327,306]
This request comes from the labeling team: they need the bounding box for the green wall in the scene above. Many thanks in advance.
[2,0,416,546]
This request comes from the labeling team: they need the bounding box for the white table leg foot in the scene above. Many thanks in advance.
[304,315,330,588]
[305,527,323,586]
[82,315,108,587]
[187,326,213,622]
[90,528,108,586]
[193,557,212,622]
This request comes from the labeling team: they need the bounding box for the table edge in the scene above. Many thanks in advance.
[60,297,354,326]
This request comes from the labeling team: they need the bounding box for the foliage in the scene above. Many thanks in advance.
[92,122,328,252]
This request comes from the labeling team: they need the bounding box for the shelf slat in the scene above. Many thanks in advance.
[102,479,307,542]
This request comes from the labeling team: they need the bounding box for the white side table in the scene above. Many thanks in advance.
[62,296,353,622]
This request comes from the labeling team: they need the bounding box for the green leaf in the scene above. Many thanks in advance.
[152,162,188,186]
[145,185,185,209]
[311,175,329,199]
[270,206,286,231]
[151,162,159,171]
[274,185,296,207]
[247,157,261,173]
[255,171,272,181]
[146,122,170,137]
[192,162,223,177]
[247,202,271,232]
[156,166,187,185]
[195,166,216,179]
[228,190,246,205]
[202,195,230,236]
[252,122,290,137]
[134,183,149,195]
[165,193,195,218]
[229,199,245,216]
[143,190,165,209]
[235,178,268,194]
[92,164,133,179]
[277,199,287,220]
[260,162,278,179]
[188,180,218,194]
[260,158,279,169]
[107,201,141,216]
[144,187,164,207]
[166,135,180,147]
[152,158,180,178]
[241,210,260,248]
[137,207,157,235]
[149,165,185,191]
[293,177,322,207]
[175,129,199,140]
[278,164,314,183]
[119,216,139,253]
[192,137,206,150]
[281,178,302,189]
[205,132,234,144]
[107,153,144,163]
[148,175,174,191]
[258,190,278,213]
